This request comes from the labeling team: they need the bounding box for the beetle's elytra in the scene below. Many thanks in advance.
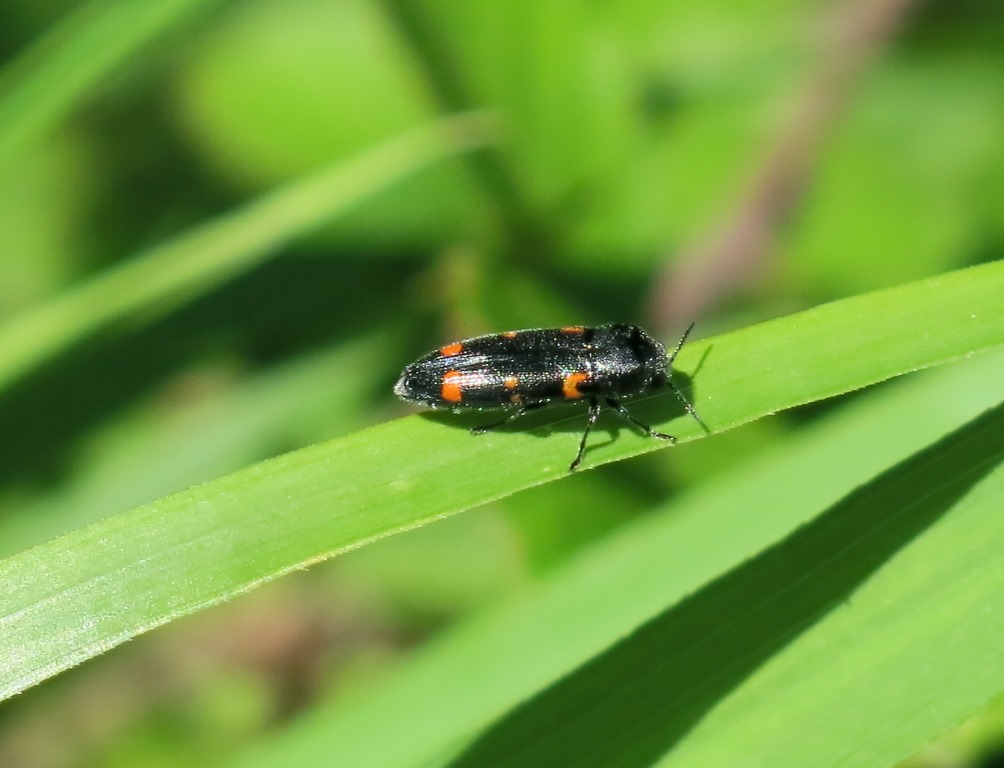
[395,323,701,471]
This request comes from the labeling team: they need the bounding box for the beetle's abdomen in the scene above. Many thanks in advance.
[394,327,599,410]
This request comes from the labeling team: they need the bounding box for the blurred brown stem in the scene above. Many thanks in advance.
[648,0,918,331]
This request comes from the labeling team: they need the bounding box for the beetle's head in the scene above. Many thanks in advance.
[394,363,442,408]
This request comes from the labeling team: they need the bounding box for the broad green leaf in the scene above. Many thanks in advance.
[0,332,394,559]
[449,402,1004,768]
[230,345,1004,768]
[0,262,1002,700]
[0,112,494,393]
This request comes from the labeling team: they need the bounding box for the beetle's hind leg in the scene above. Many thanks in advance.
[471,402,544,435]
[470,409,523,434]
[569,398,603,472]
[605,397,676,442]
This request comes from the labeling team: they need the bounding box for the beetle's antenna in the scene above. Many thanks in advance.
[667,320,695,365]
[667,321,704,428]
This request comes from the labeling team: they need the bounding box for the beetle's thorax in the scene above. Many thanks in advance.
[587,324,668,396]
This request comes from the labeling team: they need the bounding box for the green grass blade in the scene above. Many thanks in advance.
[229,346,1004,768]
[0,262,1002,701]
[0,0,212,169]
[449,402,1004,768]
[0,331,394,559]
[0,111,494,393]
[654,436,1004,765]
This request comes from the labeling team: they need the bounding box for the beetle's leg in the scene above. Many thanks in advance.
[666,379,703,426]
[471,402,546,434]
[470,409,524,434]
[569,398,603,472]
[605,397,676,442]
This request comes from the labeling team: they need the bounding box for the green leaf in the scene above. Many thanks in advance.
[448,400,1004,768]
[0,332,394,559]
[0,111,494,393]
[228,345,1004,768]
[1,262,1002,701]
[656,437,1004,762]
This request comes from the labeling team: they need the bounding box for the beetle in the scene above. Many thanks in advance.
[394,322,701,471]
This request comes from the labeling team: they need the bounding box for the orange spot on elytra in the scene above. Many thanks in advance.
[440,342,464,357]
[562,325,585,334]
[562,371,589,399]
[503,376,518,389]
[502,331,518,338]
[441,370,463,403]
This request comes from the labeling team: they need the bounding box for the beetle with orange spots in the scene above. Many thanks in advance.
[394,323,701,471]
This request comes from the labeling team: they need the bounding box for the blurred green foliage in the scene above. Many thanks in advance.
[0,0,1002,766]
